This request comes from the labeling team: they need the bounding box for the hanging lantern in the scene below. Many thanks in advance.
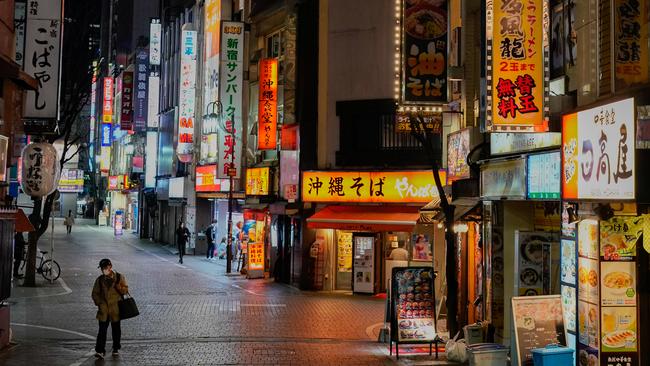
[20,142,60,197]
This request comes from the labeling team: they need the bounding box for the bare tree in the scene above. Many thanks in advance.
[408,112,459,337]
[24,0,99,286]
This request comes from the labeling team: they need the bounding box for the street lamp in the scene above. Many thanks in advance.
[203,101,235,274]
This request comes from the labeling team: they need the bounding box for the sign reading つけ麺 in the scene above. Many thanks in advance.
[562,98,635,200]
[301,171,446,203]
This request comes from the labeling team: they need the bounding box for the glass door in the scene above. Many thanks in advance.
[353,234,375,293]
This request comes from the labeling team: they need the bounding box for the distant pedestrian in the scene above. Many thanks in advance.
[64,210,75,234]
[205,221,215,259]
[13,232,26,278]
[176,221,190,264]
[92,258,128,359]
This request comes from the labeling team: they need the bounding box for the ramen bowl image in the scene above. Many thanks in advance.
[603,271,633,295]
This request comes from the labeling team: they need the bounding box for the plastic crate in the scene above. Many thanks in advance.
[463,324,484,345]
[531,344,574,366]
[467,343,509,366]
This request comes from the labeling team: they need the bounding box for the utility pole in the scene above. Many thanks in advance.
[225,129,235,274]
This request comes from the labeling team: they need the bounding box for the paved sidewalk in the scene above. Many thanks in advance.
[0,223,456,365]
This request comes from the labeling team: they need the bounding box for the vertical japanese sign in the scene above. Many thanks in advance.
[24,0,63,119]
[201,0,222,164]
[120,71,133,131]
[102,77,114,123]
[614,0,648,89]
[134,49,149,132]
[89,65,97,144]
[14,2,26,66]
[147,74,159,128]
[486,0,549,132]
[149,19,161,66]
[401,0,448,103]
[177,28,197,163]
[101,124,112,146]
[218,21,244,179]
[562,98,635,200]
[257,58,278,150]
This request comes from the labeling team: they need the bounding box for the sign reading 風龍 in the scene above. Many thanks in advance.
[562,98,635,200]
[302,170,446,203]
[258,59,278,150]
[486,0,548,132]
[401,0,448,103]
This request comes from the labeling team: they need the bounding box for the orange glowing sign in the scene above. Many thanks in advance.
[245,167,270,195]
[257,58,278,150]
[302,170,447,203]
[248,242,264,271]
[102,77,113,123]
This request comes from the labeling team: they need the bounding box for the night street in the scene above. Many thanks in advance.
[1,220,401,365]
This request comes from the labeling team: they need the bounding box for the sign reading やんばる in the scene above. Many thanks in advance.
[562,98,635,200]
[486,0,548,132]
[301,171,446,203]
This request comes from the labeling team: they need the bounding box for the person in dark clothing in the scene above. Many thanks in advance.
[92,258,128,359]
[205,221,215,259]
[13,232,25,278]
[175,221,190,264]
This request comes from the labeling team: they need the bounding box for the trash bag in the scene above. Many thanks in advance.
[446,332,468,363]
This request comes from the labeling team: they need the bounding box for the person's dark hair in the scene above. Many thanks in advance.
[98,258,112,269]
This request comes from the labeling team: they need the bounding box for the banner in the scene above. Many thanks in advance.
[217,22,244,179]
[486,0,548,132]
[614,0,648,89]
[120,71,133,130]
[402,0,448,103]
[134,49,149,131]
[177,28,197,163]
[23,0,62,119]
[149,20,161,66]
[102,77,114,123]
[258,58,278,150]
[201,0,221,164]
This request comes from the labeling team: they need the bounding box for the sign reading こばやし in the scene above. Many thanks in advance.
[302,170,446,203]
[258,59,278,150]
[486,0,548,132]
[562,98,635,200]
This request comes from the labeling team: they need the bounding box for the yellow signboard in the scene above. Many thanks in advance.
[247,242,264,271]
[301,170,446,203]
[245,167,270,195]
[487,0,548,132]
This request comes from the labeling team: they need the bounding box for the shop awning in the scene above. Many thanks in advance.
[307,205,420,232]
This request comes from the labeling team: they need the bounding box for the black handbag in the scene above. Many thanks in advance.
[118,293,140,320]
[114,273,139,320]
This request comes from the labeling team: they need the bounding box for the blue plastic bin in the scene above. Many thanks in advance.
[531,344,574,366]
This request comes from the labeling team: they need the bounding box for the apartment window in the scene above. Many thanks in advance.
[265,31,283,59]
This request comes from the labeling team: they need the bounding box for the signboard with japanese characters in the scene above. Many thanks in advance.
[147,74,159,128]
[447,128,471,181]
[614,0,648,90]
[562,98,635,200]
[258,58,278,150]
[486,0,549,132]
[196,164,223,192]
[396,112,442,133]
[20,142,60,197]
[120,71,134,131]
[102,77,114,123]
[217,21,244,179]
[401,0,448,103]
[24,0,62,120]
[134,49,149,132]
[177,28,197,163]
[149,19,161,66]
[302,170,446,204]
[14,2,26,66]
[101,124,112,147]
[202,0,221,165]
[480,158,526,199]
[245,167,270,195]
[59,168,84,193]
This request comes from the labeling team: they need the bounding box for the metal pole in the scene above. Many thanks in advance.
[225,103,235,274]
[49,212,54,283]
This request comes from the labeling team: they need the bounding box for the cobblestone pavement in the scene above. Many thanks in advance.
[0,221,454,365]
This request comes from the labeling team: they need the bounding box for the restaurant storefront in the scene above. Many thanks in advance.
[302,170,447,293]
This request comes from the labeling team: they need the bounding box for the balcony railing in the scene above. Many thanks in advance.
[335,99,440,167]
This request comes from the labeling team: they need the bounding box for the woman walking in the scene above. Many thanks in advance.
[176,221,190,264]
[92,258,128,359]
[64,210,75,234]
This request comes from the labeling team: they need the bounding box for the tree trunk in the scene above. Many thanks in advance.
[24,198,43,287]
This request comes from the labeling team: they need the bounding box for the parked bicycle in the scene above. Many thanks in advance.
[20,248,61,281]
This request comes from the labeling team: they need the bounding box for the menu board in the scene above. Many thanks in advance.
[598,216,640,366]
[577,218,601,362]
[391,267,436,343]
[561,239,577,285]
[526,152,561,199]
[562,285,577,332]
[512,295,567,366]
[247,242,264,271]
[579,219,600,259]
[578,257,599,303]
[337,231,352,272]
[516,232,554,296]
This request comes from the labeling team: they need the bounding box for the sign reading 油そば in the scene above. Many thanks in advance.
[562,98,635,200]
[302,171,446,204]
[486,0,548,132]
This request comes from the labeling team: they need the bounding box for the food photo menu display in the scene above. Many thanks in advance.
[391,267,436,343]
[577,219,600,363]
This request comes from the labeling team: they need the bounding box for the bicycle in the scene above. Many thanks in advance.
[20,248,61,281]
